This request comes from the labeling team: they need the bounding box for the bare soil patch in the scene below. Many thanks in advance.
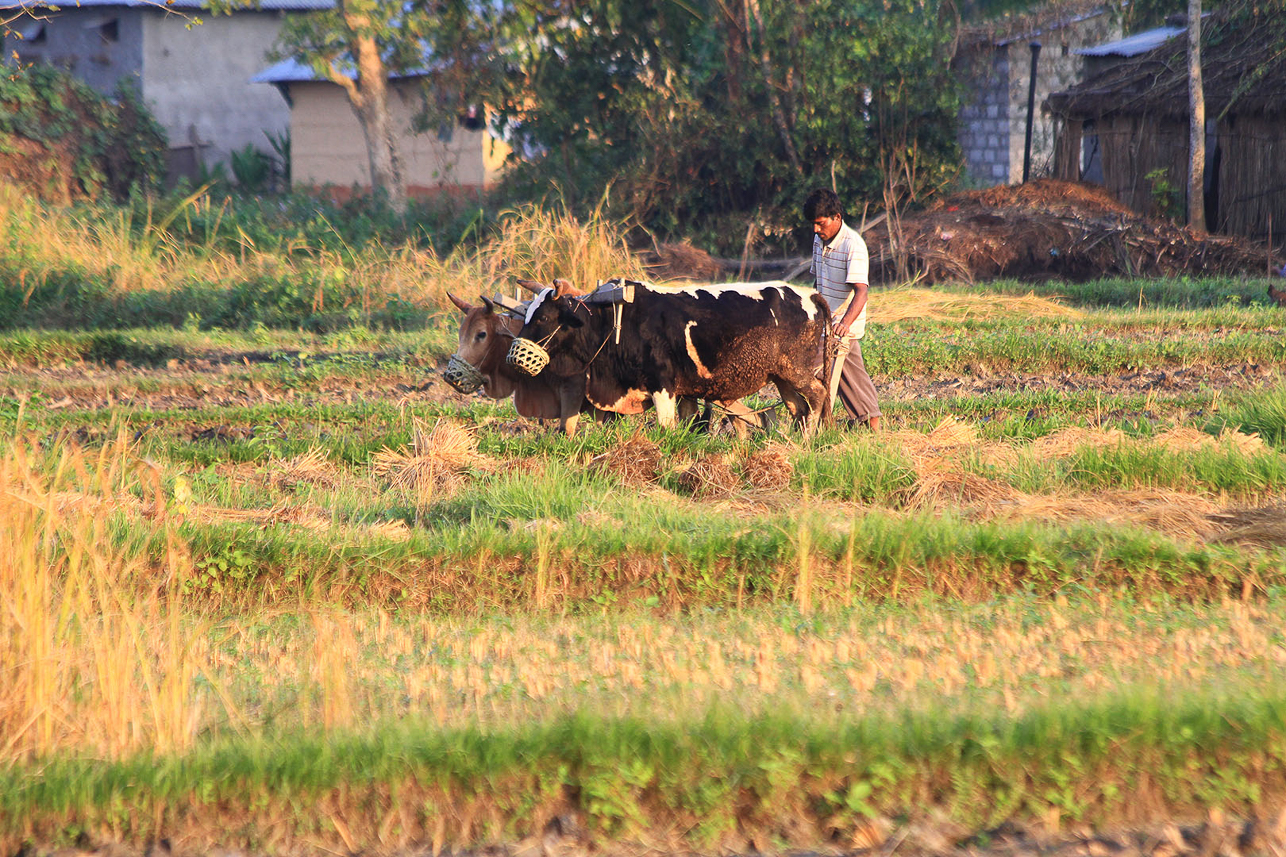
[3,358,1275,417]
[881,364,1277,404]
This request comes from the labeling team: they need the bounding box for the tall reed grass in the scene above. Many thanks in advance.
[0,433,206,763]
[1,185,646,330]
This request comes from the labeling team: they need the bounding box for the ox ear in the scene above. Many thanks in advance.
[515,278,546,294]
[447,292,474,314]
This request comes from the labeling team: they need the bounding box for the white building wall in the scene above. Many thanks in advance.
[142,11,290,174]
[958,53,1013,185]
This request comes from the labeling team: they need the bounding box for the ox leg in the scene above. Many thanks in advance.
[652,390,678,428]
[777,386,812,432]
[677,396,701,424]
[557,382,587,437]
[804,378,831,435]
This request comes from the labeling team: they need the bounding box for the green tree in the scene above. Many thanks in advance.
[492,0,962,244]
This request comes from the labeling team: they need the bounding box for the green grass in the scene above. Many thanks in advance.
[868,320,1286,377]
[5,681,1286,847]
[985,275,1282,308]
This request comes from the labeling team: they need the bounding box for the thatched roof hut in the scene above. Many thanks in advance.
[1046,1,1286,244]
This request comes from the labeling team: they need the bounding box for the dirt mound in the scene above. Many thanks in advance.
[640,241,725,282]
[942,178,1136,217]
[868,179,1283,284]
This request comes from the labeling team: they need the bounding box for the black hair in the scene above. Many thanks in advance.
[803,188,844,221]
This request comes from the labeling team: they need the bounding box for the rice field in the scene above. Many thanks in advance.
[4,190,1286,855]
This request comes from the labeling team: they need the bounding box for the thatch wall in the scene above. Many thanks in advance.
[1090,115,1188,219]
[1047,0,1285,243]
[1215,115,1286,241]
[1053,113,1286,242]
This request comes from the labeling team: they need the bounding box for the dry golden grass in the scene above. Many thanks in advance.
[0,186,651,319]
[989,489,1222,540]
[1209,503,1286,547]
[0,435,204,763]
[869,287,1084,324]
[160,592,1286,735]
[421,203,649,307]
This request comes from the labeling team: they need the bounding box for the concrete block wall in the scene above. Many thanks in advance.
[956,10,1121,187]
[958,53,1013,185]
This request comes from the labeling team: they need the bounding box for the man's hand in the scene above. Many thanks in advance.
[831,319,852,337]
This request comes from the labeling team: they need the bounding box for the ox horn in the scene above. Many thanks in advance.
[447,292,474,313]
[515,278,547,294]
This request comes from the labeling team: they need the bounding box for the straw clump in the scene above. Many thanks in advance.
[742,443,795,491]
[674,453,742,498]
[894,416,979,460]
[588,433,662,485]
[1153,426,1266,455]
[1028,426,1129,458]
[371,419,483,496]
[271,446,340,491]
[907,468,1020,510]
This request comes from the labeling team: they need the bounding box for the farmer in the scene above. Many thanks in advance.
[805,187,882,431]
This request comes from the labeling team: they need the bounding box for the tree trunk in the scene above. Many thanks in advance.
[715,0,746,103]
[329,5,407,214]
[1187,0,1206,231]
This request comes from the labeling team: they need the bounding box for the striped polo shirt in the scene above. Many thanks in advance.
[810,220,869,340]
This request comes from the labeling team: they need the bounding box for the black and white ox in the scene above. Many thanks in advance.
[446,278,706,436]
[510,280,834,432]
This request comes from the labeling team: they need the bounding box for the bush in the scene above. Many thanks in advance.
[0,65,167,201]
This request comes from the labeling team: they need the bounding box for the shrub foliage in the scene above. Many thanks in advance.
[0,65,167,202]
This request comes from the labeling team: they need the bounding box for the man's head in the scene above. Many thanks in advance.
[804,188,844,244]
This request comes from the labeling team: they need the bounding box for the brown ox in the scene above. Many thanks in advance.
[446,279,595,435]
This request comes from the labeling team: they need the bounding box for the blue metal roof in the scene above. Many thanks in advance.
[1075,24,1184,57]
[251,55,434,83]
[0,0,333,10]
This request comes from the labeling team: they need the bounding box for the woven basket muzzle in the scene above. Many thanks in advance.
[443,353,485,394]
[506,337,550,376]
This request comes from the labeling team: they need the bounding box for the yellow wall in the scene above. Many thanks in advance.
[288,79,509,191]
